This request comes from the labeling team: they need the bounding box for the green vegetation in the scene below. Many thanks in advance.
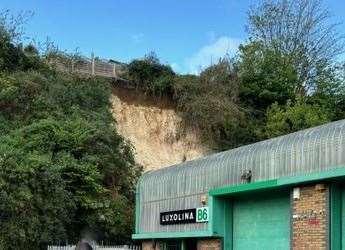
[1,0,345,248]
[127,0,345,149]
[264,99,330,137]
[0,13,141,250]
[128,52,175,97]
[127,50,345,148]
[173,59,254,149]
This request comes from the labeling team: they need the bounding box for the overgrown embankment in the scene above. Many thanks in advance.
[0,15,141,247]
[0,70,141,249]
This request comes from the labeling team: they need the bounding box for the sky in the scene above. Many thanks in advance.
[2,0,345,74]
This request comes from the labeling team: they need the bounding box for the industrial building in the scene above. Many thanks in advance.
[133,120,345,250]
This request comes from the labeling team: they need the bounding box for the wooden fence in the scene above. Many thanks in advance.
[47,244,140,250]
[50,54,128,81]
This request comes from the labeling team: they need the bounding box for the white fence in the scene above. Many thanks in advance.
[47,245,140,250]
[49,54,128,81]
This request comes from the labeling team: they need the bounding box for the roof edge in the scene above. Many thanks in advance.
[143,119,345,176]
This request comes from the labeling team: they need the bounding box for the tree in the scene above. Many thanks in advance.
[0,11,42,72]
[239,41,297,111]
[247,0,345,95]
[174,58,255,149]
[237,0,345,139]
[0,134,74,250]
[265,98,330,137]
[0,10,32,43]
[308,61,345,119]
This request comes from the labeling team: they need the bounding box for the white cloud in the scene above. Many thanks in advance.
[185,36,242,74]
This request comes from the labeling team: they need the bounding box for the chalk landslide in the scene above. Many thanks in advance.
[110,88,210,171]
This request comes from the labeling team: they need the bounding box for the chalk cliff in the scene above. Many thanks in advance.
[111,88,210,170]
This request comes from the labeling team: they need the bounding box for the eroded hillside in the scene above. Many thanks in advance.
[111,88,210,170]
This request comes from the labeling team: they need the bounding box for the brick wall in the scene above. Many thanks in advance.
[197,239,221,250]
[142,241,160,250]
[292,184,328,250]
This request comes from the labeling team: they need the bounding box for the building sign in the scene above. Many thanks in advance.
[160,207,208,225]
[196,207,209,222]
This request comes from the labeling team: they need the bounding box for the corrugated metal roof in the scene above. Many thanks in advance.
[138,119,345,233]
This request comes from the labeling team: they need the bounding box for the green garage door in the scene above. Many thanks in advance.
[233,192,290,250]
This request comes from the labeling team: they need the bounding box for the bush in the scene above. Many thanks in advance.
[128,52,175,96]
[265,99,331,138]
[0,13,43,72]
[0,71,141,248]
[174,59,255,149]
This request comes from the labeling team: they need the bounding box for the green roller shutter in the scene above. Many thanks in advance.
[233,192,290,250]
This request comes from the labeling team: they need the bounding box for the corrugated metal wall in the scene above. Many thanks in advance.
[138,119,345,233]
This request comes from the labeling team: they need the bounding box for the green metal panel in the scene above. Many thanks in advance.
[232,192,290,250]
[330,184,341,250]
[135,176,142,234]
[210,167,345,197]
[210,196,233,249]
[181,240,186,250]
[342,186,345,249]
[210,180,278,196]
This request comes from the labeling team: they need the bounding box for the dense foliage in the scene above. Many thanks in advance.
[0,71,141,249]
[128,52,175,97]
[126,0,345,149]
[0,11,43,72]
[126,50,345,149]
[1,0,345,247]
[173,59,256,149]
[0,15,141,249]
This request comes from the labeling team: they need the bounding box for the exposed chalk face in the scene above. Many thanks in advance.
[110,88,210,171]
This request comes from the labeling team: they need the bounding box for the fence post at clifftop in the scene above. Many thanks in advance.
[91,52,95,75]
[113,63,117,78]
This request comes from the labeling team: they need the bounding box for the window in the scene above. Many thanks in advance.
[164,241,181,250]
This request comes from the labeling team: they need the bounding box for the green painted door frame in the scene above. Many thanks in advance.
[330,184,341,250]
[181,240,186,250]
[209,195,233,249]
[337,185,345,250]
[330,183,345,250]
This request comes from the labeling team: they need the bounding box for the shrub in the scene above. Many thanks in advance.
[265,99,331,137]
[128,52,175,96]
